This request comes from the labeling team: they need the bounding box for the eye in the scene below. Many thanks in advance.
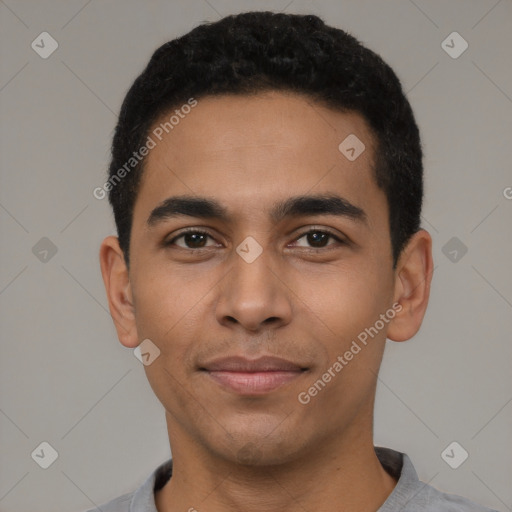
[165,229,219,249]
[291,229,345,249]
[164,227,346,251]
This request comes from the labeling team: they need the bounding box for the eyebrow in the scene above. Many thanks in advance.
[146,194,368,227]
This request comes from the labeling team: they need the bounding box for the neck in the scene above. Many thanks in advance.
[155,412,397,512]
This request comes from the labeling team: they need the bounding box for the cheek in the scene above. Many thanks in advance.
[295,268,389,416]
[131,262,221,382]
[130,265,194,357]
[132,268,204,413]
[296,263,391,343]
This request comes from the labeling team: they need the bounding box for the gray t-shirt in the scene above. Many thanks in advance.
[84,447,497,511]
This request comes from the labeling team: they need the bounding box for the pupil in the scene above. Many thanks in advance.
[187,233,206,248]
[308,232,327,247]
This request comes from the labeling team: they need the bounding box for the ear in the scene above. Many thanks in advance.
[99,236,140,348]
[386,229,434,342]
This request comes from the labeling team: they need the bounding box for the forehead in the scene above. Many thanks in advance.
[133,91,386,229]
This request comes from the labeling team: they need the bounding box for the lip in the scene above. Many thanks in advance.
[200,356,308,395]
[201,355,305,372]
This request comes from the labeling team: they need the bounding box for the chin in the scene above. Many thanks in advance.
[212,428,310,468]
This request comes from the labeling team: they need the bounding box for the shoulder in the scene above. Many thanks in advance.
[375,447,498,512]
[79,458,172,512]
[408,481,498,512]
[82,491,134,512]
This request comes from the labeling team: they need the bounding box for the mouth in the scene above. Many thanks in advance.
[199,356,309,395]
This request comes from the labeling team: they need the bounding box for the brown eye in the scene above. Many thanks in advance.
[166,230,218,249]
[305,231,330,248]
[293,229,344,249]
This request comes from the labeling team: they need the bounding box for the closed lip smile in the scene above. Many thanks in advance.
[199,356,309,395]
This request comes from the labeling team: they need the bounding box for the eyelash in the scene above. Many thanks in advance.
[164,227,346,251]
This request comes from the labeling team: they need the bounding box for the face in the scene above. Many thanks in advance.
[122,92,400,464]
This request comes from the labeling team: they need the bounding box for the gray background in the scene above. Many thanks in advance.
[1,0,511,511]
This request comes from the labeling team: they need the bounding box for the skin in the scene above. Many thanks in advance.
[100,91,433,512]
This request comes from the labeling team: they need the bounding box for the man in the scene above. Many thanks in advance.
[94,11,496,512]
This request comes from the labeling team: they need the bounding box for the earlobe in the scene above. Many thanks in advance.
[386,229,434,342]
[99,236,140,348]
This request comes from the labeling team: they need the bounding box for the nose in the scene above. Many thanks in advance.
[215,244,293,333]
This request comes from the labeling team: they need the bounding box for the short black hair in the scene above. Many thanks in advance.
[107,11,423,269]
